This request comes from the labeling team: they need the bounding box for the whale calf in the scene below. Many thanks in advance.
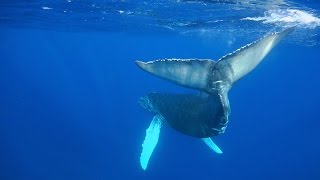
[136,28,293,170]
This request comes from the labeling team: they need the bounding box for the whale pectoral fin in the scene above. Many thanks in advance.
[140,115,163,170]
[135,59,215,90]
[201,138,223,154]
[216,27,294,83]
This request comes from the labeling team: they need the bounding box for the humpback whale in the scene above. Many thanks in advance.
[136,28,293,170]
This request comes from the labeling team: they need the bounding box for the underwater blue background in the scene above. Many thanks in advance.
[1,1,320,179]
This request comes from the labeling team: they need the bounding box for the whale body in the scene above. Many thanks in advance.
[136,28,294,170]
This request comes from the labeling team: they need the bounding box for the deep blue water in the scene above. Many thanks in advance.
[1,0,320,180]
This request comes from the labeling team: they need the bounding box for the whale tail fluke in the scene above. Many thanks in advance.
[135,28,294,93]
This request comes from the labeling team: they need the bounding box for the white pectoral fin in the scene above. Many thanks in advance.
[140,115,163,170]
[201,138,223,154]
[217,27,294,83]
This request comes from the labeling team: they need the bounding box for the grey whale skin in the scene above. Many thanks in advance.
[139,92,226,138]
[136,28,294,170]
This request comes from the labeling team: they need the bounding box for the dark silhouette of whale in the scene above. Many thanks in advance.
[139,92,226,138]
[136,28,294,170]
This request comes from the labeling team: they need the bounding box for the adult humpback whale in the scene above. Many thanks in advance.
[136,28,293,170]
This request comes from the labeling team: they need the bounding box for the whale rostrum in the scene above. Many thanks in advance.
[136,28,294,170]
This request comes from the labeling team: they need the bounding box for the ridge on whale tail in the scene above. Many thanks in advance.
[136,27,294,170]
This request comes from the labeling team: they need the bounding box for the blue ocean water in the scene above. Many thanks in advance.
[1,0,320,179]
